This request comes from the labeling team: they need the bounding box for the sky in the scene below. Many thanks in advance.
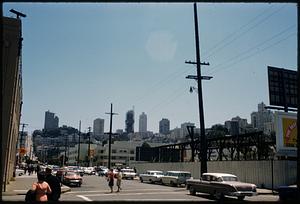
[3,2,297,134]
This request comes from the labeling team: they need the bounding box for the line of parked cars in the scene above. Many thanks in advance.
[139,170,258,201]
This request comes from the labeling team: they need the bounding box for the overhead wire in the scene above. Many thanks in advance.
[203,4,286,60]
[206,24,296,75]
[202,4,275,58]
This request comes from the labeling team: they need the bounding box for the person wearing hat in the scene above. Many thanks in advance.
[45,167,61,201]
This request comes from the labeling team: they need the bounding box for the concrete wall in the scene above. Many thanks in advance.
[132,160,296,189]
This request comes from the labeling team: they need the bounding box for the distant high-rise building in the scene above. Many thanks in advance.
[125,110,134,133]
[139,112,147,133]
[93,118,104,136]
[181,122,195,138]
[44,110,59,130]
[159,118,170,135]
[251,102,274,131]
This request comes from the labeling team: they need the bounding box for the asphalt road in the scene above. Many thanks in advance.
[60,175,280,202]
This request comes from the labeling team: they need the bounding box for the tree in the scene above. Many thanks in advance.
[141,142,151,148]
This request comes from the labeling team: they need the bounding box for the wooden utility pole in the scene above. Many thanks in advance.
[77,120,81,167]
[105,103,118,169]
[185,3,211,176]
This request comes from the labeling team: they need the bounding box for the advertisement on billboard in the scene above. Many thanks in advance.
[274,111,297,157]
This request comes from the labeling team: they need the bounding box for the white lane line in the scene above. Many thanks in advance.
[76,195,93,201]
[66,188,180,194]
[84,191,187,197]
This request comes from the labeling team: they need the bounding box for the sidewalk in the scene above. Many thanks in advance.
[2,174,71,196]
[257,188,278,195]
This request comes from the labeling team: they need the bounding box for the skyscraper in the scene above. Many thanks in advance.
[159,118,170,135]
[139,112,147,133]
[251,102,274,131]
[93,118,104,136]
[44,110,59,130]
[125,110,134,133]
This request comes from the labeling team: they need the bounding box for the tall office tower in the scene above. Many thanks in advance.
[159,118,170,135]
[139,112,147,133]
[93,118,104,136]
[251,102,274,131]
[44,110,59,130]
[125,110,134,133]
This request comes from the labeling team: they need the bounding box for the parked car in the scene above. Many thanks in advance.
[97,167,109,176]
[186,173,257,200]
[121,168,137,179]
[139,170,164,183]
[15,168,25,176]
[161,171,192,186]
[278,185,298,201]
[83,167,96,175]
[63,171,83,187]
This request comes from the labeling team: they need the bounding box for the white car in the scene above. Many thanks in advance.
[121,168,137,179]
[83,167,95,175]
[139,170,164,183]
[15,168,25,176]
[161,171,192,186]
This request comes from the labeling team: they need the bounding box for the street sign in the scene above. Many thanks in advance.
[267,66,297,109]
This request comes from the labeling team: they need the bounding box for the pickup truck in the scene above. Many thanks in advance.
[186,173,257,200]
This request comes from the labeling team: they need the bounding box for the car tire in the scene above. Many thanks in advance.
[189,187,196,195]
[214,192,224,200]
[149,179,153,184]
[170,181,176,187]
[237,196,245,200]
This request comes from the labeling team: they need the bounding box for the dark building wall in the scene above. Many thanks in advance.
[125,110,134,133]
[2,16,22,190]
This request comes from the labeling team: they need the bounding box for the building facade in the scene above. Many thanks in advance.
[93,118,104,136]
[159,118,170,135]
[251,102,274,131]
[44,110,59,130]
[2,16,23,191]
[125,110,134,133]
[139,112,147,133]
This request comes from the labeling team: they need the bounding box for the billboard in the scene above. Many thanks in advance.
[274,111,297,157]
[268,66,297,109]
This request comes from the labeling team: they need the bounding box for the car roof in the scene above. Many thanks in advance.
[147,170,163,173]
[166,171,191,173]
[202,173,237,178]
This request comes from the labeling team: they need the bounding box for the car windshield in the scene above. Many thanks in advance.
[222,176,238,181]
[66,172,79,176]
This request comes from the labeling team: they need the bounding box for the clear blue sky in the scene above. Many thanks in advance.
[3,2,297,134]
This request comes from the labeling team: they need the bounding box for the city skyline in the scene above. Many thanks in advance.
[3,3,297,134]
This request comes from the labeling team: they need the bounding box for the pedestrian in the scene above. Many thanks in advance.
[31,171,52,202]
[107,168,114,193]
[45,167,61,201]
[133,167,137,173]
[116,168,123,192]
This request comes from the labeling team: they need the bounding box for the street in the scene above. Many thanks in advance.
[63,175,280,202]
[2,174,280,202]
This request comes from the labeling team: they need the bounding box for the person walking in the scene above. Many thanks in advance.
[116,168,123,192]
[45,167,61,201]
[107,169,114,193]
[31,171,52,202]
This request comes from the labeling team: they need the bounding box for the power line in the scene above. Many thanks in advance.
[206,24,296,75]
[202,4,275,58]
[211,32,296,76]
[203,5,286,60]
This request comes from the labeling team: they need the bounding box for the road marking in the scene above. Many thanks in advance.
[76,195,93,201]
[83,191,188,197]
[66,188,181,194]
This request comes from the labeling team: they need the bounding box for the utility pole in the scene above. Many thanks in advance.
[19,123,28,163]
[77,120,81,167]
[105,103,118,169]
[87,127,91,167]
[185,3,212,176]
